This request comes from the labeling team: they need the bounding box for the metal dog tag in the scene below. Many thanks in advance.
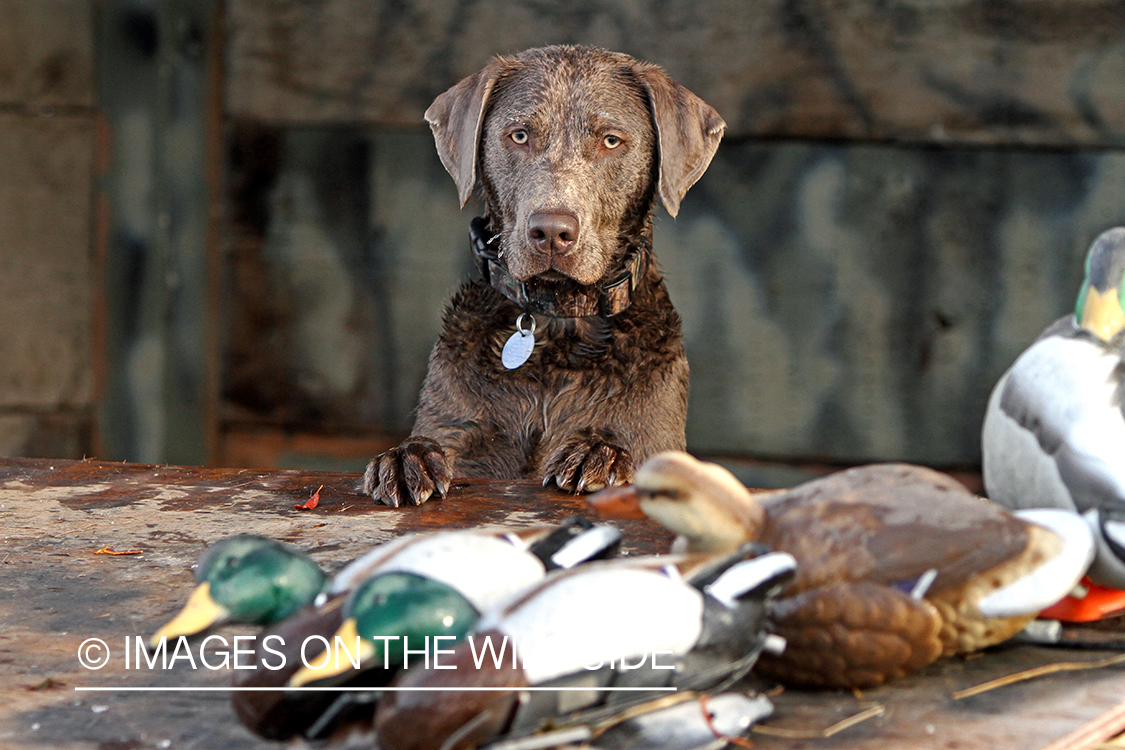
[502,313,536,369]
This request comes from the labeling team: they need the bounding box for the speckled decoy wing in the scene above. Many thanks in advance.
[757,580,943,689]
[761,464,1031,599]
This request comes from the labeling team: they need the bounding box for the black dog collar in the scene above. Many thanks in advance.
[470,217,650,319]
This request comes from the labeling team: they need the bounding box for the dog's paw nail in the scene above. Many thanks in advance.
[361,462,378,497]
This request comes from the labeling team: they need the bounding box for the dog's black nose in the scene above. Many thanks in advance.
[528,212,579,256]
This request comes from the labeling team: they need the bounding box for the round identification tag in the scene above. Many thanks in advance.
[502,314,536,369]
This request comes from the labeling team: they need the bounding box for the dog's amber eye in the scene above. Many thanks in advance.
[509,130,529,145]
[603,134,623,149]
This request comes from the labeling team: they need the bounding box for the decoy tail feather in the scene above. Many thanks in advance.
[977,509,1095,618]
[760,582,943,689]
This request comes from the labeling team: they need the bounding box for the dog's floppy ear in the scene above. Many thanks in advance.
[636,66,726,218]
[424,57,510,207]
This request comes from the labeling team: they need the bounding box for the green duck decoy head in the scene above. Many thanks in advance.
[1075,227,1125,342]
[289,571,478,687]
[150,535,327,648]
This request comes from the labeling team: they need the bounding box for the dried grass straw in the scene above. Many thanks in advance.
[753,704,886,739]
[953,652,1125,700]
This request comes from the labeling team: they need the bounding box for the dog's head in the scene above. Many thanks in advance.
[425,45,725,286]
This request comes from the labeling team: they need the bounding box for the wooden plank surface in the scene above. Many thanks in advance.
[755,648,1125,750]
[1,456,1124,749]
[226,0,1125,148]
[0,457,671,749]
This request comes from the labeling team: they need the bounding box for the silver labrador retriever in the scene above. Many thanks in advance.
[364,45,725,506]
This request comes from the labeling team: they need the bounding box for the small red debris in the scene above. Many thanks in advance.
[294,485,323,510]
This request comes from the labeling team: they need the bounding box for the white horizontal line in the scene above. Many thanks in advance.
[73,686,678,693]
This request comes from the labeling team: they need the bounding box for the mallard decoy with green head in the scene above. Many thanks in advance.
[286,520,621,688]
[152,519,619,647]
[224,520,621,741]
[149,535,326,648]
[983,227,1125,619]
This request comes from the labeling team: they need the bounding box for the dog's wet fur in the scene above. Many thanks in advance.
[363,45,725,506]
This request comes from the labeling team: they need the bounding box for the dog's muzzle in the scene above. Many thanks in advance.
[470,216,650,319]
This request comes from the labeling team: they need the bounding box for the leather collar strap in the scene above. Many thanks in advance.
[470,216,650,319]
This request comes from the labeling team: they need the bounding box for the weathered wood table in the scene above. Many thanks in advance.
[2,457,1124,749]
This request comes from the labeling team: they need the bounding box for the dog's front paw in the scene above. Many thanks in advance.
[543,431,634,493]
[362,437,452,507]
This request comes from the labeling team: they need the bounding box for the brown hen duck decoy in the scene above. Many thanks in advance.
[590,452,1094,688]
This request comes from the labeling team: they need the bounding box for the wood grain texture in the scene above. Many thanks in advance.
[0,0,94,109]
[1,457,1123,749]
[669,140,1125,465]
[220,128,1125,468]
[0,114,94,411]
[226,0,1125,147]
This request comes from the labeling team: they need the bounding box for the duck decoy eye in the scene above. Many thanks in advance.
[641,487,686,501]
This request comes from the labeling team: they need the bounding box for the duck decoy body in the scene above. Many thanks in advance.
[982,227,1125,598]
[373,549,796,750]
[590,452,1094,688]
[226,520,620,741]
[153,520,618,645]
[287,520,621,688]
